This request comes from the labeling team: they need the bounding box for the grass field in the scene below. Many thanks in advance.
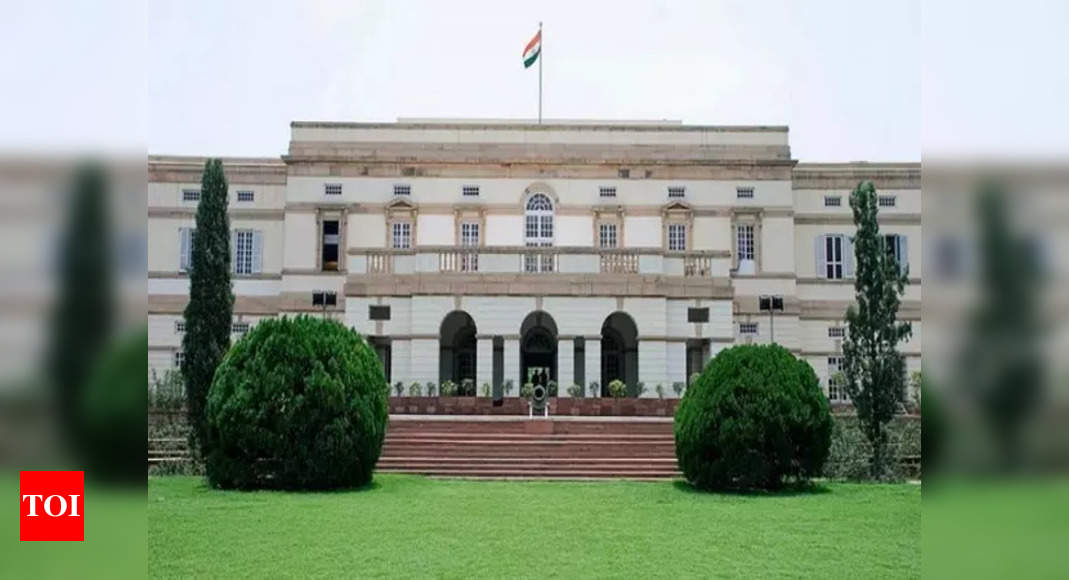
[148,475,920,578]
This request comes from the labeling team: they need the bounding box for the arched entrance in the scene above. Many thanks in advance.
[520,311,557,386]
[440,311,477,388]
[601,312,638,395]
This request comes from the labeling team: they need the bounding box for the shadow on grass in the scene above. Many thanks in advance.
[191,478,385,495]
[671,479,832,497]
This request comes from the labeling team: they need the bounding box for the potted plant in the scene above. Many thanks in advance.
[480,382,492,397]
[588,381,600,398]
[566,383,583,398]
[461,378,475,396]
[608,379,627,398]
[393,381,405,397]
[655,384,665,399]
[629,381,646,398]
[408,382,422,396]
[425,382,437,397]
[503,379,515,397]
[547,380,558,397]
[520,382,535,400]
[440,380,457,397]
[672,381,685,398]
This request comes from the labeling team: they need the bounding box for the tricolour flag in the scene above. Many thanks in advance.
[523,29,541,69]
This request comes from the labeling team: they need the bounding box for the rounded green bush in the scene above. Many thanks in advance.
[204,316,389,490]
[674,344,832,491]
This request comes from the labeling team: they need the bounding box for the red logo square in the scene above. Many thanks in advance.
[19,471,84,542]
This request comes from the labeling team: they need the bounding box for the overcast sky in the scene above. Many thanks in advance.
[3,1,1068,160]
[145,0,921,161]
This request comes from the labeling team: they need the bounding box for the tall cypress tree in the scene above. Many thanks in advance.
[841,180,912,480]
[47,163,113,450]
[182,159,233,456]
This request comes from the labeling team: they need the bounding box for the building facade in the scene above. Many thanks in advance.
[148,120,921,399]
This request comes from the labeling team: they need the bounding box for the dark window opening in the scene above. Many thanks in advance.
[322,220,339,271]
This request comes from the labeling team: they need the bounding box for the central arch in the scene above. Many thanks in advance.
[440,311,477,388]
[520,311,557,387]
[601,312,639,395]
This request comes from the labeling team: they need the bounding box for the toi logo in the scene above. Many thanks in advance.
[19,471,84,542]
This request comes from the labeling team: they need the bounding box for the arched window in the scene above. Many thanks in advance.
[524,193,554,272]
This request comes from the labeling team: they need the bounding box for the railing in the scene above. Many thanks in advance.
[439,249,479,272]
[600,252,638,274]
[684,255,712,277]
[367,252,393,274]
[522,248,558,273]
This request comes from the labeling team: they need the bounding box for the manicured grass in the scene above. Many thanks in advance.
[149,475,919,578]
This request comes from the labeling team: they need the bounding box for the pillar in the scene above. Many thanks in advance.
[666,340,687,396]
[638,339,668,398]
[409,338,439,386]
[504,338,520,395]
[584,336,601,397]
[476,337,493,394]
[557,338,574,397]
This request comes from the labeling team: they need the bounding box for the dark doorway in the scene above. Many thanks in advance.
[520,311,558,387]
[440,311,477,385]
[368,336,391,383]
[601,312,638,395]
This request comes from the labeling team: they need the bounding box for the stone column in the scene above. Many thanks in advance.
[584,336,601,397]
[557,338,574,397]
[409,339,439,386]
[503,338,520,395]
[476,337,493,394]
[666,340,687,396]
[638,339,668,398]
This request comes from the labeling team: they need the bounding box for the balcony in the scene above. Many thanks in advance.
[349,246,730,278]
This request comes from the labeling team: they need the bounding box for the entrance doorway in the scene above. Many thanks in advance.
[601,312,638,396]
[520,311,557,386]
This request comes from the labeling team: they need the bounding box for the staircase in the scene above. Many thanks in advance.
[377,415,681,481]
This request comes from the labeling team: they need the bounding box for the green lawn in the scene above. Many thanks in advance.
[149,475,919,578]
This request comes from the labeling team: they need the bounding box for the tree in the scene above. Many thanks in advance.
[841,181,912,480]
[181,159,233,457]
[47,163,113,452]
[956,184,1043,470]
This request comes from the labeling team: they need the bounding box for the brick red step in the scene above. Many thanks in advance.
[377,467,681,479]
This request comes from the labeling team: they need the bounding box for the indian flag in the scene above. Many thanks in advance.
[522,29,541,69]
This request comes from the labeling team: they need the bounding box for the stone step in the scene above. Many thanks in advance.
[376,467,681,479]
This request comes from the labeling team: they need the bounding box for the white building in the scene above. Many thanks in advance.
[148,119,921,400]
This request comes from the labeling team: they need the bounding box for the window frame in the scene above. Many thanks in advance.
[391,222,412,249]
[461,185,480,197]
[175,320,186,333]
[827,356,847,402]
[234,229,256,275]
[824,234,845,279]
[736,186,755,199]
[828,327,845,338]
[599,186,617,198]
[738,322,759,335]
[324,183,343,196]
[598,223,618,249]
[667,186,686,199]
[878,195,897,207]
[667,223,687,252]
[736,223,755,261]
[236,190,255,202]
[181,189,200,202]
[824,195,841,207]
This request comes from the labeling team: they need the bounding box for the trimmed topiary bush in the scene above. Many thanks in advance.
[204,316,389,490]
[674,344,832,491]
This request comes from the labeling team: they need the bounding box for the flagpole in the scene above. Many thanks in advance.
[538,21,543,125]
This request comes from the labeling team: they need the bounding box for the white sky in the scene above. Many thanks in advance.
[2,1,1068,160]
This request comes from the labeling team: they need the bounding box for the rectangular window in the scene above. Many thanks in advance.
[539,215,553,238]
[393,184,411,196]
[687,307,710,323]
[232,322,250,335]
[667,223,686,251]
[739,322,758,335]
[369,305,391,321]
[460,223,479,271]
[599,186,616,198]
[824,196,841,207]
[885,234,905,273]
[461,185,479,197]
[599,224,618,248]
[736,224,755,261]
[668,186,686,198]
[236,190,254,202]
[828,327,845,338]
[178,227,195,272]
[878,195,896,207]
[175,320,186,333]
[827,356,847,401]
[322,220,339,271]
[173,351,184,369]
[392,222,411,249]
[736,186,754,199]
[525,215,539,239]
[617,168,630,178]
[324,183,342,196]
[182,189,200,202]
[234,230,255,275]
[824,235,845,279]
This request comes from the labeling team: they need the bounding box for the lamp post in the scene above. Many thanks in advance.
[759,295,784,344]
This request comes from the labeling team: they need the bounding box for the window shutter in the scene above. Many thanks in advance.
[815,235,826,278]
[845,235,855,278]
[231,230,237,273]
[179,228,191,272]
[252,230,263,274]
[899,235,908,274]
